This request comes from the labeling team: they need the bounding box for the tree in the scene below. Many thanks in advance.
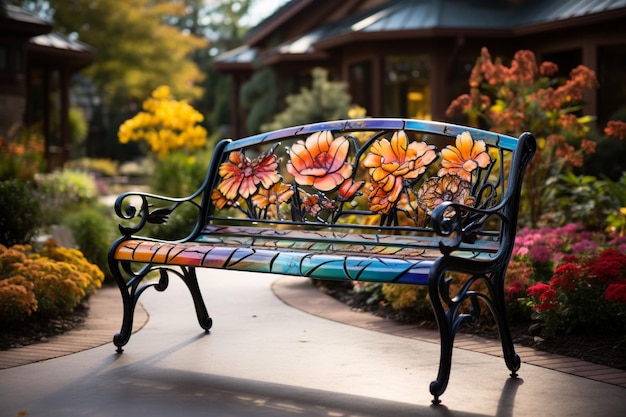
[21,0,208,106]
[170,0,255,133]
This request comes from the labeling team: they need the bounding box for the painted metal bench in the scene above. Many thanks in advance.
[108,118,535,404]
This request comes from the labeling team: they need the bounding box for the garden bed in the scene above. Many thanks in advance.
[318,281,626,371]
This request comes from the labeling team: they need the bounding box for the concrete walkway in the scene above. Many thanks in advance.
[1,270,625,416]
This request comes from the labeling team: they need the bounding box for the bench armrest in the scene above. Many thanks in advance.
[431,201,507,256]
[113,190,202,239]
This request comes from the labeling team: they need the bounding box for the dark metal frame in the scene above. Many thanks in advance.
[108,118,536,404]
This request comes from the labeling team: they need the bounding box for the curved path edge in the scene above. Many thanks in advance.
[0,286,148,370]
[271,276,626,389]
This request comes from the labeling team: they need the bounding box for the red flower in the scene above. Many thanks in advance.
[337,178,364,201]
[586,248,626,284]
[550,263,580,290]
[527,283,550,298]
[605,284,626,304]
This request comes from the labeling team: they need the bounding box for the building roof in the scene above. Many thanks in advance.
[0,3,52,35]
[216,0,626,69]
[31,32,94,54]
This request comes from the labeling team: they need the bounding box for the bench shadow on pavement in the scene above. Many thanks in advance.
[29,334,522,417]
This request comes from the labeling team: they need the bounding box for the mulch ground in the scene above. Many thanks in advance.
[317,281,626,371]
[0,302,88,350]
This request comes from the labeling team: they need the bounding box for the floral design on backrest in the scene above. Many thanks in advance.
[210,129,501,229]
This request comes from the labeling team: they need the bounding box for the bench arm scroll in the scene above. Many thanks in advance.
[431,201,508,256]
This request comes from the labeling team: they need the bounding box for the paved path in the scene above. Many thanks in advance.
[1,270,625,417]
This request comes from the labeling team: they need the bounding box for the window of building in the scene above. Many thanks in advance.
[0,44,8,72]
[598,44,626,126]
[349,61,372,114]
[383,56,431,120]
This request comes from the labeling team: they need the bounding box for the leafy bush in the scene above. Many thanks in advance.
[63,206,116,283]
[0,179,42,246]
[150,149,212,197]
[35,168,99,226]
[65,158,119,177]
[0,241,104,324]
[261,67,366,132]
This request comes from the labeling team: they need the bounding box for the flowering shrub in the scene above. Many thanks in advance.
[447,47,600,226]
[118,86,208,159]
[0,127,45,181]
[0,240,104,325]
[505,224,626,337]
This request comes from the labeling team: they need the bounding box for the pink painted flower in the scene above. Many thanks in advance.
[287,131,353,192]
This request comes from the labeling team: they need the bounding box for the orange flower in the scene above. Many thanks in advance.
[211,188,233,210]
[337,179,364,201]
[363,130,437,190]
[217,150,279,200]
[251,183,294,210]
[605,120,626,140]
[438,131,491,182]
[367,183,396,214]
[417,175,475,214]
[287,131,353,191]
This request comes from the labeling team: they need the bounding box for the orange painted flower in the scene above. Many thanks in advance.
[287,131,353,191]
[337,179,364,202]
[417,175,475,214]
[251,183,294,210]
[217,150,280,200]
[438,131,491,182]
[367,183,396,215]
[211,188,234,210]
[363,130,437,212]
[363,130,437,187]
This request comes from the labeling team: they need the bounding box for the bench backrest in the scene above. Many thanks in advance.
[192,119,535,261]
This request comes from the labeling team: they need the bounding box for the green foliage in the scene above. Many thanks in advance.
[547,172,614,230]
[241,66,280,134]
[35,169,99,226]
[144,202,201,241]
[150,149,213,197]
[261,68,357,132]
[62,206,116,283]
[382,284,433,318]
[0,180,42,246]
[604,174,626,236]
[65,158,119,177]
[0,241,104,324]
[42,0,208,105]
[69,107,89,158]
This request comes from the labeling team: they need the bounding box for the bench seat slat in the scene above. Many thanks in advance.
[115,239,439,284]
